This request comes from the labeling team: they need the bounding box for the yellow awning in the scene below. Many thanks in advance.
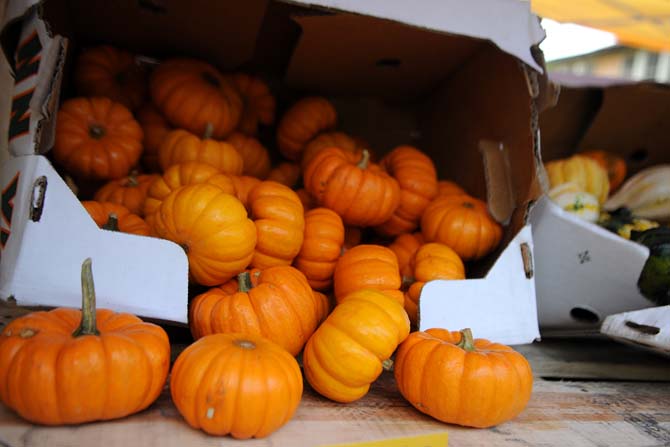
[531,0,670,52]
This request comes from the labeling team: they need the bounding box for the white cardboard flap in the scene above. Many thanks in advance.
[418,225,539,346]
[293,0,545,72]
[0,155,189,323]
[530,197,653,332]
[601,306,670,357]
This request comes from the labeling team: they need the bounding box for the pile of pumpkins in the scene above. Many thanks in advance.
[0,45,534,438]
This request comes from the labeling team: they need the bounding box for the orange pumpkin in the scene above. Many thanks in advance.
[277,97,337,161]
[189,266,319,356]
[437,179,466,197]
[301,131,367,171]
[229,73,276,135]
[581,150,627,193]
[296,188,318,211]
[226,132,271,179]
[247,181,305,269]
[303,289,410,403]
[82,201,151,236]
[54,97,143,180]
[375,146,438,237]
[170,333,302,438]
[135,103,171,172]
[388,232,425,280]
[158,128,243,175]
[150,183,257,286]
[404,243,465,327]
[74,45,147,110]
[0,258,170,425]
[231,175,262,208]
[314,290,333,324]
[267,162,301,188]
[343,226,363,250]
[422,194,502,261]
[150,58,242,138]
[94,171,158,216]
[293,208,345,290]
[394,328,533,428]
[333,244,403,304]
[304,148,401,227]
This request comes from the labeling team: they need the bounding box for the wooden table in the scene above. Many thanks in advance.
[1,303,669,446]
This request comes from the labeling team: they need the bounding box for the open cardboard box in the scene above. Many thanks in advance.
[533,73,670,337]
[0,0,548,344]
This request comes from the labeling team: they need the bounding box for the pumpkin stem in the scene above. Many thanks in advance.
[89,124,106,140]
[127,170,139,187]
[382,358,394,371]
[238,271,253,293]
[456,328,476,352]
[73,258,100,337]
[203,122,214,140]
[401,275,415,288]
[234,339,256,350]
[102,213,119,231]
[356,149,371,169]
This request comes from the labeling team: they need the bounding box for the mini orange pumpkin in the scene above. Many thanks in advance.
[343,226,363,250]
[82,201,151,236]
[158,128,243,175]
[226,132,271,179]
[229,73,276,136]
[267,162,301,188]
[277,97,337,161]
[314,290,333,324]
[0,258,170,425]
[303,289,410,403]
[375,146,438,237]
[170,333,302,438]
[296,188,318,211]
[135,103,171,172]
[422,194,502,261]
[150,58,242,138]
[404,243,465,327]
[388,232,425,280]
[581,150,627,193]
[437,179,466,197]
[394,328,533,428]
[54,97,143,180]
[94,171,159,216]
[301,131,367,171]
[304,148,401,227]
[293,208,345,290]
[333,244,403,304]
[189,266,319,356]
[231,175,262,207]
[74,45,147,110]
[150,183,257,286]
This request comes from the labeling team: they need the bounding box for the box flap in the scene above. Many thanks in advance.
[601,306,670,357]
[289,0,545,72]
[419,225,539,346]
[0,155,189,323]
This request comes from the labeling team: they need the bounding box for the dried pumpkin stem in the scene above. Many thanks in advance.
[102,213,119,232]
[357,149,370,169]
[238,271,253,293]
[382,358,394,371]
[456,328,476,352]
[127,170,139,187]
[73,258,100,337]
[203,122,214,140]
[89,124,106,140]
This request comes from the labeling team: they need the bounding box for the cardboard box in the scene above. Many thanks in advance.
[533,73,670,336]
[1,0,547,344]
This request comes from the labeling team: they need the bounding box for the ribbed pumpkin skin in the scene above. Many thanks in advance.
[313,290,333,324]
[158,129,243,175]
[276,97,337,161]
[436,180,467,197]
[150,58,242,138]
[304,148,401,227]
[170,333,302,439]
[248,181,305,269]
[545,155,610,204]
[82,201,151,236]
[293,208,345,290]
[0,307,170,425]
[189,266,319,356]
[74,45,146,110]
[388,232,425,279]
[404,243,465,327]
[267,162,301,188]
[150,184,257,286]
[394,328,533,428]
[231,175,262,208]
[54,97,143,180]
[227,132,271,179]
[135,103,171,172]
[230,73,276,135]
[301,131,365,171]
[303,289,410,403]
[375,146,438,236]
[143,162,235,220]
[333,244,403,304]
[421,194,502,261]
[94,173,158,216]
